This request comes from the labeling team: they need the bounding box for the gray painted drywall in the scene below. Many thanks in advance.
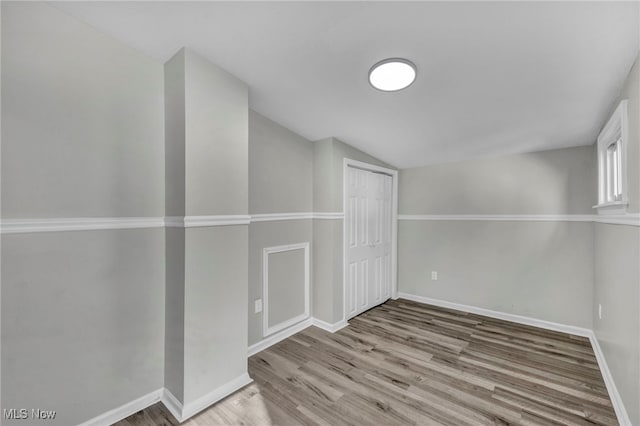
[183,226,248,403]
[249,110,313,214]
[1,3,166,425]
[592,52,640,425]
[331,138,392,211]
[267,249,306,327]
[1,229,165,426]
[313,137,393,213]
[593,224,640,425]
[163,50,187,403]
[164,49,186,217]
[164,227,185,402]
[397,145,597,331]
[247,112,313,346]
[163,47,249,407]
[312,219,336,323]
[312,137,394,324]
[400,145,596,215]
[1,1,164,219]
[248,221,312,346]
[399,220,594,328]
[184,49,248,216]
[619,55,640,214]
[313,139,335,214]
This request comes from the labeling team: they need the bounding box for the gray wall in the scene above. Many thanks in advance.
[249,110,313,214]
[398,145,596,329]
[400,220,594,327]
[164,48,249,406]
[594,224,640,424]
[1,2,165,425]
[266,244,307,326]
[164,228,185,402]
[593,54,640,425]
[183,226,248,403]
[400,145,596,215]
[1,2,164,219]
[313,137,393,324]
[163,50,186,402]
[248,111,313,346]
[184,50,248,216]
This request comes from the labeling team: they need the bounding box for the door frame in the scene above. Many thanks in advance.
[342,158,398,323]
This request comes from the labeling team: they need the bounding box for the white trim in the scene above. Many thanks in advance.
[594,213,640,226]
[398,214,594,222]
[343,158,399,324]
[160,388,183,423]
[183,215,251,227]
[250,212,344,222]
[78,388,163,426]
[248,317,314,357]
[248,316,348,357]
[593,203,629,215]
[398,214,640,227]
[262,242,310,337]
[1,217,165,234]
[397,292,631,425]
[181,373,253,421]
[397,293,592,337]
[251,212,314,222]
[596,100,629,210]
[167,215,251,228]
[312,318,349,333]
[588,333,632,426]
[312,212,345,220]
[164,216,185,228]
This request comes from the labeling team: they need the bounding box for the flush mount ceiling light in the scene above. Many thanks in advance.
[368,58,416,92]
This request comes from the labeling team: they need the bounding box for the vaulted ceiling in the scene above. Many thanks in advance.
[54,1,638,168]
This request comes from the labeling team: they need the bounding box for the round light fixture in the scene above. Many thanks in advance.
[368,58,416,92]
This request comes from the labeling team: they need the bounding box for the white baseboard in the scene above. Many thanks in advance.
[397,292,591,337]
[248,317,313,356]
[312,318,348,333]
[181,373,253,421]
[159,374,252,423]
[78,376,252,425]
[248,316,348,357]
[587,333,632,426]
[397,292,630,426]
[78,388,163,426]
[160,388,183,423]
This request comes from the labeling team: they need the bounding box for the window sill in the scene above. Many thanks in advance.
[592,201,628,215]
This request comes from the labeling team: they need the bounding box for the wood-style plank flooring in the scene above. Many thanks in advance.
[116,299,617,426]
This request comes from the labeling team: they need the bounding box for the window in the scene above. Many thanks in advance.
[595,100,628,214]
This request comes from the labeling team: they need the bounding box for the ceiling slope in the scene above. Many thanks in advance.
[53,1,639,168]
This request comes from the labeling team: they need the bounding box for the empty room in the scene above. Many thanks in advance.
[1,1,639,425]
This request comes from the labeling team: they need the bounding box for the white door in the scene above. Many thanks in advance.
[346,167,393,320]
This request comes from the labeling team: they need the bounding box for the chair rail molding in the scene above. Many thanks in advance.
[0,217,165,234]
[398,213,640,226]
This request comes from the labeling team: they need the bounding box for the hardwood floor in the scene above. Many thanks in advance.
[116,299,617,426]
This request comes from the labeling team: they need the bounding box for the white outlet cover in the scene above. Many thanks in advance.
[598,304,602,319]
[431,271,438,280]
[255,299,263,314]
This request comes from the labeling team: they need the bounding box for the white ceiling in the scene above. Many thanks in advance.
[53,1,638,169]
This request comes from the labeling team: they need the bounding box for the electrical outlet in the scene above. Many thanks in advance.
[598,303,602,320]
[431,271,438,281]
[255,299,263,314]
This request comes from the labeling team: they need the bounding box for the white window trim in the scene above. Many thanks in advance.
[594,100,629,215]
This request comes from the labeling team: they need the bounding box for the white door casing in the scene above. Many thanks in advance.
[344,163,394,320]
